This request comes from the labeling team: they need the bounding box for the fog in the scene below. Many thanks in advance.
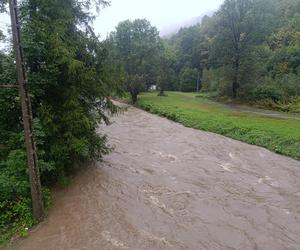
[93,0,224,37]
[0,0,223,40]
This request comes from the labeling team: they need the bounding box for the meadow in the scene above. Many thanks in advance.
[138,92,300,160]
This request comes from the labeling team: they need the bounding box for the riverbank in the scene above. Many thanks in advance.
[138,92,300,160]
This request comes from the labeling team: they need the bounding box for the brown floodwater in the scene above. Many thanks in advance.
[15,103,300,250]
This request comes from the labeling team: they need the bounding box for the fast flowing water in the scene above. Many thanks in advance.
[16,104,300,250]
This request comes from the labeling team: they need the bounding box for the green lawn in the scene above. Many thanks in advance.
[137,92,300,160]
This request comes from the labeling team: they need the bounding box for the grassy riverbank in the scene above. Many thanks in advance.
[138,92,300,160]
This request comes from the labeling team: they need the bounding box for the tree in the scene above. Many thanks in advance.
[0,0,116,238]
[20,0,114,170]
[165,21,211,92]
[204,0,282,98]
[162,0,299,103]
[110,19,162,104]
[157,43,176,95]
[179,67,198,92]
[214,0,255,98]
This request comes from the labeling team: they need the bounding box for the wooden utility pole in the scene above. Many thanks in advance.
[8,0,44,221]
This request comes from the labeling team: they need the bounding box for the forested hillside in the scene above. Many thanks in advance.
[166,0,300,111]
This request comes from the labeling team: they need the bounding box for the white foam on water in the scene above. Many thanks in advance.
[283,209,291,215]
[219,163,233,172]
[150,196,174,216]
[101,231,128,248]
[140,230,173,248]
[152,150,177,162]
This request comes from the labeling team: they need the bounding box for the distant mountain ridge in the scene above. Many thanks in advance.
[159,10,214,38]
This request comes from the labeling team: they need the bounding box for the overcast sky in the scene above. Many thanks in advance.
[95,0,224,38]
[0,0,224,40]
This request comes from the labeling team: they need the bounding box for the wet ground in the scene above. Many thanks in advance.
[16,104,300,250]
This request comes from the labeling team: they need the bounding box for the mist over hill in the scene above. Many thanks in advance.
[159,10,214,37]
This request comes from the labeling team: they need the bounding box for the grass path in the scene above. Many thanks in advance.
[179,93,300,121]
[138,92,300,160]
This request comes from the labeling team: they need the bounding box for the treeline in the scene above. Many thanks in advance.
[166,0,300,109]
[0,0,299,243]
[0,0,117,241]
[108,0,300,111]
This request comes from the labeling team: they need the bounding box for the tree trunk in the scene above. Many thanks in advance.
[158,89,165,96]
[232,55,240,99]
[131,92,137,104]
[232,77,238,99]
[196,69,202,93]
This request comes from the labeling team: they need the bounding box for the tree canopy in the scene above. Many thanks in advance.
[1,0,300,244]
[0,0,117,240]
[108,19,163,103]
[164,0,300,104]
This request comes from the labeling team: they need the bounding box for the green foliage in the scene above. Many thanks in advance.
[1,0,300,245]
[252,74,300,102]
[0,118,54,244]
[179,67,198,92]
[108,19,163,104]
[0,198,33,242]
[138,92,300,160]
[0,0,117,244]
[202,67,232,96]
[252,83,284,102]
[166,0,300,107]
[157,43,177,93]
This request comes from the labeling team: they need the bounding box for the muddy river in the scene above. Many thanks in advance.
[16,104,300,250]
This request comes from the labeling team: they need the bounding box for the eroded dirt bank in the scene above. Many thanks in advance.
[16,105,300,250]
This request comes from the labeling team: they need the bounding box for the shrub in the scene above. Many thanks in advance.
[179,67,198,92]
[252,73,300,103]
[252,83,285,101]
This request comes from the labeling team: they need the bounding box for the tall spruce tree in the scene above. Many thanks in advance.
[0,0,116,239]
